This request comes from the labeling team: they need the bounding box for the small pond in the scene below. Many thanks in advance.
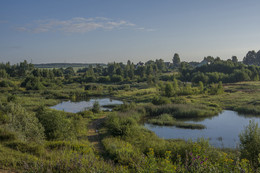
[50,98,123,113]
[145,110,260,148]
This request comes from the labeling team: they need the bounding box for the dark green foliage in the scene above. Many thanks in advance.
[64,67,75,76]
[239,120,260,168]
[20,76,45,90]
[0,60,34,77]
[7,94,17,102]
[152,96,171,105]
[92,101,100,113]
[0,128,17,141]
[0,80,15,88]
[181,58,260,84]
[98,76,110,83]
[172,53,181,68]
[232,56,238,63]
[243,50,260,65]
[110,74,123,83]
[36,108,75,140]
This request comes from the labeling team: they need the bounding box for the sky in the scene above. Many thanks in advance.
[0,0,260,64]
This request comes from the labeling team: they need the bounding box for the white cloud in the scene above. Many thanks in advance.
[16,17,148,33]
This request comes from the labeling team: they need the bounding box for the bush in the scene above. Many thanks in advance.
[102,137,141,165]
[92,101,100,113]
[0,80,14,88]
[110,75,123,83]
[5,141,44,156]
[152,96,171,105]
[0,103,45,143]
[0,128,16,141]
[239,120,260,168]
[105,113,137,137]
[36,108,75,140]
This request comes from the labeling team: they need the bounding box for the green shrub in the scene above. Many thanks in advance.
[92,101,100,113]
[0,80,14,88]
[102,137,142,165]
[0,128,17,141]
[105,113,138,137]
[239,120,260,168]
[152,96,171,105]
[5,141,44,156]
[0,103,45,143]
[36,108,75,140]
[78,110,94,118]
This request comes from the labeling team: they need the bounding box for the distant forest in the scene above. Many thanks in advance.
[34,63,106,68]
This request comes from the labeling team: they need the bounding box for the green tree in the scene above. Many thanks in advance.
[173,78,179,91]
[231,56,238,63]
[239,120,260,169]
[172,53,180,68]
[36,108,75,140]
[92,101,100,113]
[199,81,204,93]
[165,83,173,97]
[243,50,257,65]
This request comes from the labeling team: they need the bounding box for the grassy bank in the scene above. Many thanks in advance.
[147,114,206,129]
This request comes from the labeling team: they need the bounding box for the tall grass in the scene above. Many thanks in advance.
[145,103,219,119]
[148,114,205,129]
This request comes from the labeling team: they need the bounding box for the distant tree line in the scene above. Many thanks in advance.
[1,49,260,91]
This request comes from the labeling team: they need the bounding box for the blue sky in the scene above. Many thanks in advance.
[0,0,260,64]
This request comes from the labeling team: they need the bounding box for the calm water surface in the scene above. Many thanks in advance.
[51,98,123,113]
[145,110,260,148]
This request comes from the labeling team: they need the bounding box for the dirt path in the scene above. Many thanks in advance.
[87,116,106,153]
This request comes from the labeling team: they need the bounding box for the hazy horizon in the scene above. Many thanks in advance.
[1,0,260,64]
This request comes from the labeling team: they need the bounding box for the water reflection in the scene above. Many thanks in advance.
[145,110,260,148]
[51,98,123,113]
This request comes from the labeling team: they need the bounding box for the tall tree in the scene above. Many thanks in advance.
[172,53,180,68]
[231,56,238,63]
[243,50,257,65]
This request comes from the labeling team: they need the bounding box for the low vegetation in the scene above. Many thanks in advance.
[0,56,260,172]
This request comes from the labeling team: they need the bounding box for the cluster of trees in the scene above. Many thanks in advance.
[0,102,85,143]
[158,79,224,98]
[180,58,260,84]
[0,60,34,78]
[1,49,260,92]
[78,59,171,83]
[243,50,260,65]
